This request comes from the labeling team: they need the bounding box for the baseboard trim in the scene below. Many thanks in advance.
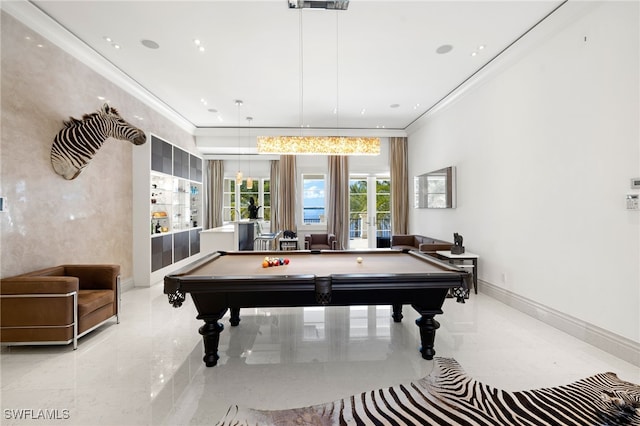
[121,277,135,293]
[480,280,640,367]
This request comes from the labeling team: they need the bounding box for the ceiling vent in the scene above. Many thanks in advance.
[288,0,349,10]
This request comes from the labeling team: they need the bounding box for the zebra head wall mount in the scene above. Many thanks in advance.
[50,103,146,180]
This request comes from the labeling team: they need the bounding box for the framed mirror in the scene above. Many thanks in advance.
[414,166,456,209]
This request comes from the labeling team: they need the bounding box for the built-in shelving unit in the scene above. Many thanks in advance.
[133,134,204,287]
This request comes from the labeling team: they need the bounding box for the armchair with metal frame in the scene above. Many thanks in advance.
[304,233,337,250]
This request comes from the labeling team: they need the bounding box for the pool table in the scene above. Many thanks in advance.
[164,249,469,367]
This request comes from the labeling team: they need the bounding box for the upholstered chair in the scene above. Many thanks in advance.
[390,234,419,251]
[0,264,120,349]
[304,233,337,250]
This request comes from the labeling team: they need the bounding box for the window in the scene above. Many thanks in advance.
[302,174,326,224]
[262,179,271,221]
[349,178,367,239]
[222,179,237,221]
[223,178,270,222]
[348,175,391,249]
[376,178,391,239]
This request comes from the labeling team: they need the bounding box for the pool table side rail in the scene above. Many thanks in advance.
[163,250,471,297]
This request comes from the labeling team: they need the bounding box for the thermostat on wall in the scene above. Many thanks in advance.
[627,194,639,210]
[632,178,640,189]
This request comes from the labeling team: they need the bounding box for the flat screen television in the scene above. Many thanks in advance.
[414,166,456,209]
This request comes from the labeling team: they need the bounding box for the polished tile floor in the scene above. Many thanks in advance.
[1,284,638,425]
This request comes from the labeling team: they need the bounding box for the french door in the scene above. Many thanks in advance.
[348,176,391,249]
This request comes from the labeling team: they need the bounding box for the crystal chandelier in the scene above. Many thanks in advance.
[256,136,380,155]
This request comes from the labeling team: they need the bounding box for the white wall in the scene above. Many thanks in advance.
[407,2,639,343]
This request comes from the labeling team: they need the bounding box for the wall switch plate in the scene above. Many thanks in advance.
[626,194,639,210]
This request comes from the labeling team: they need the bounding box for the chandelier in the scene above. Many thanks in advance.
[256,136,380,156]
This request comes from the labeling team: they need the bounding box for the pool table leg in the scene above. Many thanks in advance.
[199,311,226,367]
[392,304,403,322]
[415,314,440,360]
[229,307,241,326]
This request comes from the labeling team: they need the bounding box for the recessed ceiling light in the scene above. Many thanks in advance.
[436,44,453,54]
[360,109,366,115]
[141,39,160,49]
[194,39,206,52]
[103,36,121,49]
[471,45,486,57]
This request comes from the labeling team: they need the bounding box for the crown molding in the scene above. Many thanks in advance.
[1,0,196,134]
[193,126,406,138]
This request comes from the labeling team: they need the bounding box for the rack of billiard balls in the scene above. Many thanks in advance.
[262,256,290,268]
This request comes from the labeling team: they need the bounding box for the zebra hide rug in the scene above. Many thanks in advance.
[216,357,640,426]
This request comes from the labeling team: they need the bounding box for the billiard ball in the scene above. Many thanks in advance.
[284,258,290,265]
[356,256,363,263]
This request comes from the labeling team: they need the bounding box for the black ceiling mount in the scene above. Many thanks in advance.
[288,1,349,10]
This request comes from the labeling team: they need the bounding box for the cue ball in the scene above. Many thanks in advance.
[356,257,363,263]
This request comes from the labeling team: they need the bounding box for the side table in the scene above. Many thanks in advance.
[435,250,479,294]
[279,237,299,251]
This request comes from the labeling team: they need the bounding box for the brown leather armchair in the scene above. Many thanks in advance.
[304,233,337,250]
[0,264,120,349]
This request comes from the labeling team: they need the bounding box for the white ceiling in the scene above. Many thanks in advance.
[28,0,566,131]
